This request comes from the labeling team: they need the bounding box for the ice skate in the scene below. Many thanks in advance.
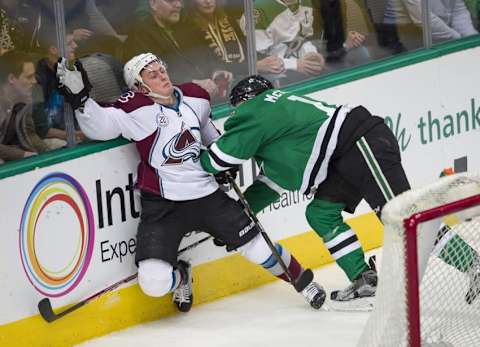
[172,260,193,312]
[327,267,377,312]
[301,281,326,309]
[330,268,377,302]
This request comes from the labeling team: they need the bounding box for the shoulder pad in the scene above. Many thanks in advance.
[113,91,155,113]
[177,83,210,101]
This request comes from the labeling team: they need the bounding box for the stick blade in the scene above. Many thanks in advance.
[38,298,57,323]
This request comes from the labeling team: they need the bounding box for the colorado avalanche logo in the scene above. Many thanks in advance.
[162,127,201,165]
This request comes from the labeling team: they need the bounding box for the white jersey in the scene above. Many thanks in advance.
[76,87,220,201]
[242,1,317,71]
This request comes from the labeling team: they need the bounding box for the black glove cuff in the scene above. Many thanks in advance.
[214,166,239,185]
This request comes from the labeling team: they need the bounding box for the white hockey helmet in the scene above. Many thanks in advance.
[123,53,167,89]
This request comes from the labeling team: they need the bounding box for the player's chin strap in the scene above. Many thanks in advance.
[146,88,171,100]
[136,79,171,100]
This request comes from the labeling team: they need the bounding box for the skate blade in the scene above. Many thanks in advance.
[322,296,375,312]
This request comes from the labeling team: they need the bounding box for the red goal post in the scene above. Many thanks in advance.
[404,193,480,347]
[358,173,480,347]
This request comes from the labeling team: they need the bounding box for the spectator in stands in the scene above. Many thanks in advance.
[464,0,479,29]
[0,1,16,56]
[309,0,371,72]
[95,0,142,36]
[123,0,219,98]
[183,0,307,97]
[35,0,125,58]
[312,0,404,60]
[0,0,44,55]
[181,0,247,99]
[361,0,409,55]
[384,0,478,46]
[312,0,409,64]
[0,0,122,57]
[35,34,85,143]
[243,0,326,85]
[36,34,77,106]
[0,51,49,161]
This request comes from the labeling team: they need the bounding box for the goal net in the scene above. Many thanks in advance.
[358,173,480,347]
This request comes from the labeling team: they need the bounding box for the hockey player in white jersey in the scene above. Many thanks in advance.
[55,53,326,312]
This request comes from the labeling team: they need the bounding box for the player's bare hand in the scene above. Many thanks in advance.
[256,56,285,74]
[297,53,325,75]
[344,31,365,50]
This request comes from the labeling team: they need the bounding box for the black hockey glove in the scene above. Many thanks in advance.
[214,166,239,185]
[56,57,92,110]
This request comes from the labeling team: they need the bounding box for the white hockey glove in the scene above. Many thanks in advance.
[56,57,92,110]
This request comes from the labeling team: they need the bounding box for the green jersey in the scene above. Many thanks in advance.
[200,89,352,212]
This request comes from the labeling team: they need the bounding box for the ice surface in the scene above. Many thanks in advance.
[77,250,381,347]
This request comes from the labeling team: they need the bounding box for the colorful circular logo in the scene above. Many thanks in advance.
[19,172,95,297]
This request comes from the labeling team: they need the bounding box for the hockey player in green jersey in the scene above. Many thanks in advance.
[200,75,480,303]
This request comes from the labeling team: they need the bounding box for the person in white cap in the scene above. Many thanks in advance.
[55,52,327,313]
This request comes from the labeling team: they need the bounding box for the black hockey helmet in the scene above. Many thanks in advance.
[229,75,274,107]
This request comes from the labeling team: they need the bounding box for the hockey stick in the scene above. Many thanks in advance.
[38,235,212,323]
[226,173,314,292]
